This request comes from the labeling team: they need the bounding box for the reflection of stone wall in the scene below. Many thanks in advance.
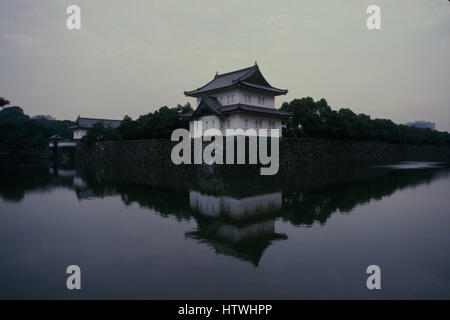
[76,139,191,190]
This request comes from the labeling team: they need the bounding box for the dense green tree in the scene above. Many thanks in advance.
[0,97,10,108]
[81,122,119,144]
[117,115,138,140]
[111,103,193,140]
[281,97,449,145]
[1,96,447,153]
[0,106,29,121]
[0,106,74,153]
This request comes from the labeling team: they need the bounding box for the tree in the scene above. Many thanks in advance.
[117,115,138,140]
[0,106,29,122]
[281,97,337,138]
[0,97,10,108]
[81,122,119,144]
[281,97,450,145]
[0,106,74,153]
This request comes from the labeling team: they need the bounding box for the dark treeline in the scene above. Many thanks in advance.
[85,97,449,146]
[1,95,448,151]
[0,105,74,153]
[281,97,449,145]
[82,103,193,143]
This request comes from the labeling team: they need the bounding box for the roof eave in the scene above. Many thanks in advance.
[184,83,287,97]
[240,82,288,96]
[223,110,292,119]
[220,104,293,119]
[181,109,293,120]
[184,83,239,97]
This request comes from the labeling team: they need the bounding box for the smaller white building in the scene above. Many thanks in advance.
[48,135,77,148]
[70,116,122,140]
[181,63,292,136]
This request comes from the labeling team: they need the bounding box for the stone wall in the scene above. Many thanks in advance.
[77,137,450,171]
[280,138,450,168]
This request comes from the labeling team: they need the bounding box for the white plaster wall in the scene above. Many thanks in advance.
[197,89,276,108]
[73,129,87,140]
[196,89,239,107]
[225,113,242,131]
[190,114,282,136]
[58,141,77,147]
[201,115,221,130]
[49,141,77,147]
[211,89,240,106]
[225,114,282,136]
[237,90,275,108]
[190,115,222,136]
[74,176,87,188]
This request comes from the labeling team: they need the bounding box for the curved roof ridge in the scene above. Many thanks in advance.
[240,81,288,94]
[216,65,255,78]
[188,95,223,119]
[185,76,220,95]
[77,116,122,122]
[231,65,257,83]
[184,64,287,97]
[185,65,256,95]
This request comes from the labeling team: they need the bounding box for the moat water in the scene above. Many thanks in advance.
[0,160,449,299]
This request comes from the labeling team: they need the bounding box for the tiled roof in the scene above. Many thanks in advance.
[184,64,288,97]
[221,104,292,118]
[73,117,122,129]
[180,96,292,120]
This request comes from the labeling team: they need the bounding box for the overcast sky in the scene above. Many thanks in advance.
[1,0,449,131]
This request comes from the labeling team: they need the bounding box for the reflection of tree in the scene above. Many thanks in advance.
[2,162,447,222]
[281,169,444,226]
[1,161,448,265]
[72,163,448,265]
[0,162,74,202]
[118,184,192,221]
[75,165,192,219]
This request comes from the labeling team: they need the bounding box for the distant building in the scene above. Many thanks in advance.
[48,135,76,148]
[181,63,292,136]
[70,116,122,140]
[405,120,436,131]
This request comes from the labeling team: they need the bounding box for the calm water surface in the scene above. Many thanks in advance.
[0,161,449,299]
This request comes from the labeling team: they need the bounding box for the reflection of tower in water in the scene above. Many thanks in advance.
[187,190,287,266]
